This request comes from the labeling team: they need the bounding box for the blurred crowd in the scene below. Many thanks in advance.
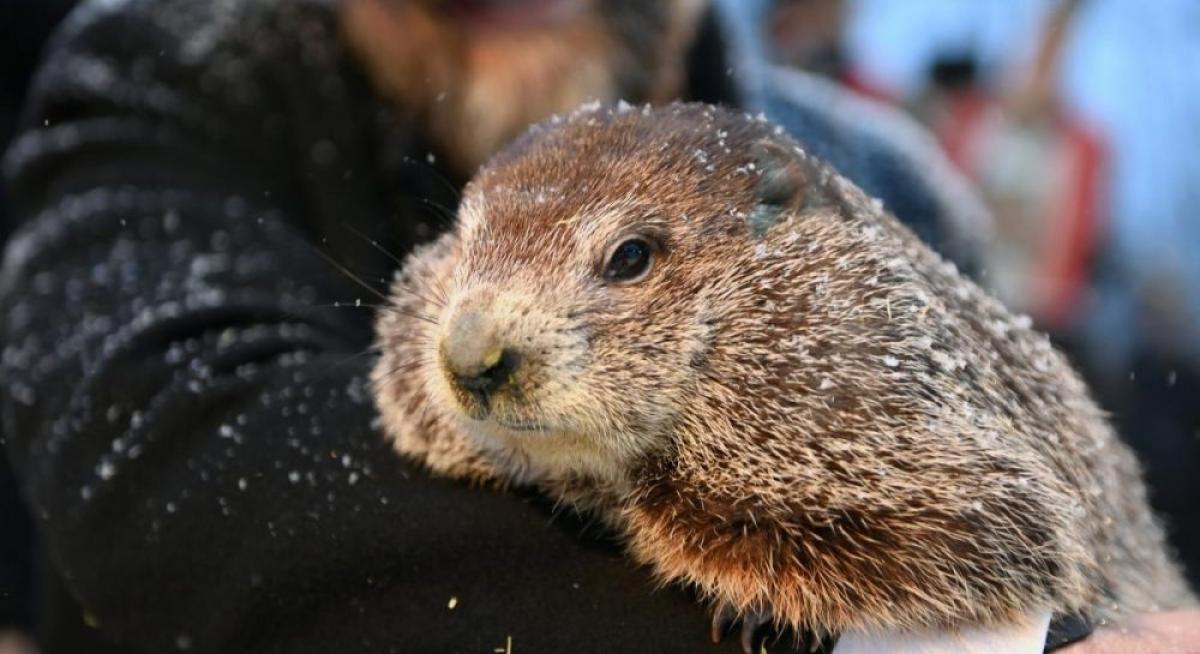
[756,0,1200,367]
[1,0,1197,650]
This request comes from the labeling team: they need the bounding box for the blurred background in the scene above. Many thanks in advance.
[1,0,1197,648]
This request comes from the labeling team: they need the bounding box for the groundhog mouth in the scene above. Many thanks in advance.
[489,417,552,434]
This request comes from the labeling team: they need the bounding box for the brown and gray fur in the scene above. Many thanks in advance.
[371,103,1195,638]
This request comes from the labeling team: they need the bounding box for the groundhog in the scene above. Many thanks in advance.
[370,102,1195,651]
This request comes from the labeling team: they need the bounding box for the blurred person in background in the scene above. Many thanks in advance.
[0,0,988,652]
[740,0,851,80]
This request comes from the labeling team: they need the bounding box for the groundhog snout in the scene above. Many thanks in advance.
[440,308,521,409]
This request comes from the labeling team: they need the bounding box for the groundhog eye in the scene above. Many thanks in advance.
[603,238,653,283]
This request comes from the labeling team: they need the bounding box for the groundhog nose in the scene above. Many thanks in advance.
[454,347,520,400]
[441,310,520,400]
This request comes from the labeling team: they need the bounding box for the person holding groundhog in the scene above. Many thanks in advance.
[0,0,1193,652]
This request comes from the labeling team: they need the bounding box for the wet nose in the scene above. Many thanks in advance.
[441,309,519,400]
[454,347,519,398]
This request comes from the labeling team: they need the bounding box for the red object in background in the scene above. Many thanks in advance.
[1038,120,1104,329]
[839,69,897,105]
[837,70,1107,330]
[937,90,992,172]
[926,87,1107,330]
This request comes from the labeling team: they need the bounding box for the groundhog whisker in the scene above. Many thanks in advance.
[417,197,458,224]
[428,275,450,307]
[378,364,421,387]
[398,155,462,202]
[322,298,438,325]
[374,305,440,326]
[375,359,424,386]
[334,224,449,310]
[325,345,384,372]
[315,300,404,313]
[380,280,446,312]
[310,301,379,310]
[339,222,408,267]
[394,194,457,229]
[311,246,393,304]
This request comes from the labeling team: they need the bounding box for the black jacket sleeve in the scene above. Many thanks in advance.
[0,2,748,652]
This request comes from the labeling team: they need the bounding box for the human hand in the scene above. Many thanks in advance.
[0,630,38,654]
[1061,611,1200,654]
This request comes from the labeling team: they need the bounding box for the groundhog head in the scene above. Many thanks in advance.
[413,103,840,482]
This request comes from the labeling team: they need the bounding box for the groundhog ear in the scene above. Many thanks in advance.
[748,139,808,237]
[751,139,808,209]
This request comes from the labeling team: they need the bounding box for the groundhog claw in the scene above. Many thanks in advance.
[710,601,736,644]
[710,602,775,653]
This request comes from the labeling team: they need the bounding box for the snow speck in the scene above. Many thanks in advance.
[574,99,603,116]
[163,210,181,233]
[97,460,116,481]
[882,355,900,368]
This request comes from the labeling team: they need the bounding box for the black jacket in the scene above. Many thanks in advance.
[0,0,81,635]
[0,1,984,652]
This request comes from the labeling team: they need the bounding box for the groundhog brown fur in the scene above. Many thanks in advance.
[370,102,1196,645]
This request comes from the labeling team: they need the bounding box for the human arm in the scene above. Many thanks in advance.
[1060,611,1200,654]
[0,2,756,652]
